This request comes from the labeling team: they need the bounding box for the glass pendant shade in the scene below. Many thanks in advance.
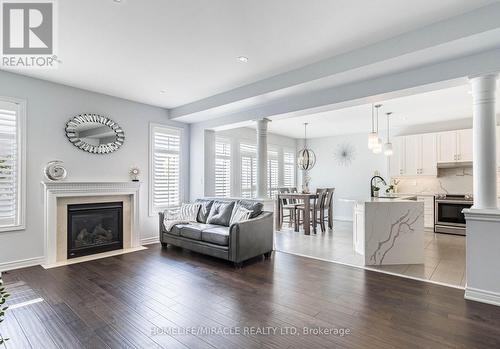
[297,148,316,170]
[384,142,393,156]
[372,138,382,154]
[368,132,378,149]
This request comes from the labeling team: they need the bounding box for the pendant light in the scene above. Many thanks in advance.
[372,104,383,154]
[297,123,316,171]
[367,104,378,149]
[384,112,393,156]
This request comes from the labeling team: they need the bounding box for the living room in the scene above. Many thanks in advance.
[1,1,500,348]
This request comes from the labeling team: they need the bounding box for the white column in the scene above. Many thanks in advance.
[256,119,270,199]
[470,74,498,209]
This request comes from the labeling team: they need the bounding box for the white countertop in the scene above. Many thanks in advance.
[339,195,418,204]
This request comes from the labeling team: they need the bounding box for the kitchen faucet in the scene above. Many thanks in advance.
[370,175,387,197]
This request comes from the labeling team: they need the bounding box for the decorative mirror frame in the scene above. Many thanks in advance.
[65,114,125,154]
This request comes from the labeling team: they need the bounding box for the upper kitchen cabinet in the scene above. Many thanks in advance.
[437,129,473,163]
[457,129,473,161]
[390,133,436,177]
[419,133,438,176]
[389,137,405,177]
[437,130,457,162]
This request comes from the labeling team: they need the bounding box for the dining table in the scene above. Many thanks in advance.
[275,192,318,235]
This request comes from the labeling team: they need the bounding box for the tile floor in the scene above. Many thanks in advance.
[275,220,466,287]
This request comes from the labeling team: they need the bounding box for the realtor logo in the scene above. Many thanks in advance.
[1,0,58,68]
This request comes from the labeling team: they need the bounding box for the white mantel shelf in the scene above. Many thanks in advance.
[41,181,142,268]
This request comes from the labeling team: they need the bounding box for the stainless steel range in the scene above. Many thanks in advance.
[434,194,473,235]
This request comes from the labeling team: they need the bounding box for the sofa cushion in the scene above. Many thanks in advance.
[195,199,214,223]
[206,201,235,226]
[166,224,181,236]
[202,226,230,246]
[236,200,263,218]
[178,203,201,222]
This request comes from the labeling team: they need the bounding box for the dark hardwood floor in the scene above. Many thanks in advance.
[2,244,500,349]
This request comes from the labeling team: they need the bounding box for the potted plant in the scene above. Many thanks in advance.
[372,185,380,197]
[0,274,10,348]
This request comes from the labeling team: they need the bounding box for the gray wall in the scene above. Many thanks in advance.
[0,71,189,268]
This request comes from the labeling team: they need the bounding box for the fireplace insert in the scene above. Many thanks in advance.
[67,202,123,259]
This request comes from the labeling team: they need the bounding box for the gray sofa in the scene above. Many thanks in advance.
[159,198,274,267]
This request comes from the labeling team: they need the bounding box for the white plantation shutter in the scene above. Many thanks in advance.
[0,100,24,230]
[267,150,279,198]
[151,126,182,211]
[240,143,257,198]
[283,150,296,187]
[215,138,231,197]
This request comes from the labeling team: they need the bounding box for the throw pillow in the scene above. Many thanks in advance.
[230,206,252,225]
[236,200,263,218]
[178,203,201,222]
[194,199,214,223]
[206,200,235,226]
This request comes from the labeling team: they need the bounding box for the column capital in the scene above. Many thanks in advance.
[256,118,271,133]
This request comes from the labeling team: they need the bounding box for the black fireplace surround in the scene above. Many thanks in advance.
[67,202,123,259]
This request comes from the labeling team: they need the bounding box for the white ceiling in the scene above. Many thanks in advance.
[266,83,500,139]
[3,0,497,109]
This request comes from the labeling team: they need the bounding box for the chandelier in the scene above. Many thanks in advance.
[297,123,316,171]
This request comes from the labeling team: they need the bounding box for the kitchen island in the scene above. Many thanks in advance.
[341,196,425,266]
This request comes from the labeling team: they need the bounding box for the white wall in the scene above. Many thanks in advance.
[0,71,189,269]
[299,133,388,221]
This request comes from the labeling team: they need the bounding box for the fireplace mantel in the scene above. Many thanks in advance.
[42,181,141,267]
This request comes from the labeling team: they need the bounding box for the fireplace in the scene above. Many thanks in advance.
[67,202,123,259]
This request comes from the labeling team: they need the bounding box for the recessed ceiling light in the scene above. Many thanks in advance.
[160,90,167,94]
[237,56,249,63]
[113,0,122,3]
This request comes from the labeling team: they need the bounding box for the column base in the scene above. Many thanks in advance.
[464,208,500,307]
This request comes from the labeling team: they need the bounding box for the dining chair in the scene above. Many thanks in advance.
[295,188,327,233]
[277,187,297,228]
[322,187,335,229]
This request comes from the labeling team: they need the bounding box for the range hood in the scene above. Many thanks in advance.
[437,161,473,169]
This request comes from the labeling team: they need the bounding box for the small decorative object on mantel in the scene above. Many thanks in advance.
[65,114,125,154]
[44,160,67,181]
[333,142,356,166]
[129,167,140,182]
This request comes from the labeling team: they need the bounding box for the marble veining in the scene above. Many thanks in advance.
[369,208,423,265]
[364,201,424,266]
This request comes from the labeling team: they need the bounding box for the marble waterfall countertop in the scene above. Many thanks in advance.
[350,196,425,266]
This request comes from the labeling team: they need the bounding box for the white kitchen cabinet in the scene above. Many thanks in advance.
[437,130,457,162]
[420,133,437,176]
[353,203,365,255]
[404,135,419,176]
[457,129,473,161]
[389,137,405,177]
[391,134,436,177]
[417,195,435,229]
[437,129,473,162]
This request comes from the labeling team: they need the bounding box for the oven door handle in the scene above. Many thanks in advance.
[435,200,473,204]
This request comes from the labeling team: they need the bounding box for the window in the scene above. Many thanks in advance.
[283,150,296,187]
[0,98,25,231]
[215,138,231,197]
[240,143,257,198]
[150,125,182,213]
[267,150,279,198]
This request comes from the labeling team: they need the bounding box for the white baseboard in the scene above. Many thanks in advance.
[465,287,500,307]
[0,256,46,273]
[141,236,160,245]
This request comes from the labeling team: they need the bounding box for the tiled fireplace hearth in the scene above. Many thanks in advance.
[42,181,142,268]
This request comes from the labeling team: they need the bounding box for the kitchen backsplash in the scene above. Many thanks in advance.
[393,168,474,195]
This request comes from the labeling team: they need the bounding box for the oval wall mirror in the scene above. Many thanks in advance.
[65,114,125,154]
